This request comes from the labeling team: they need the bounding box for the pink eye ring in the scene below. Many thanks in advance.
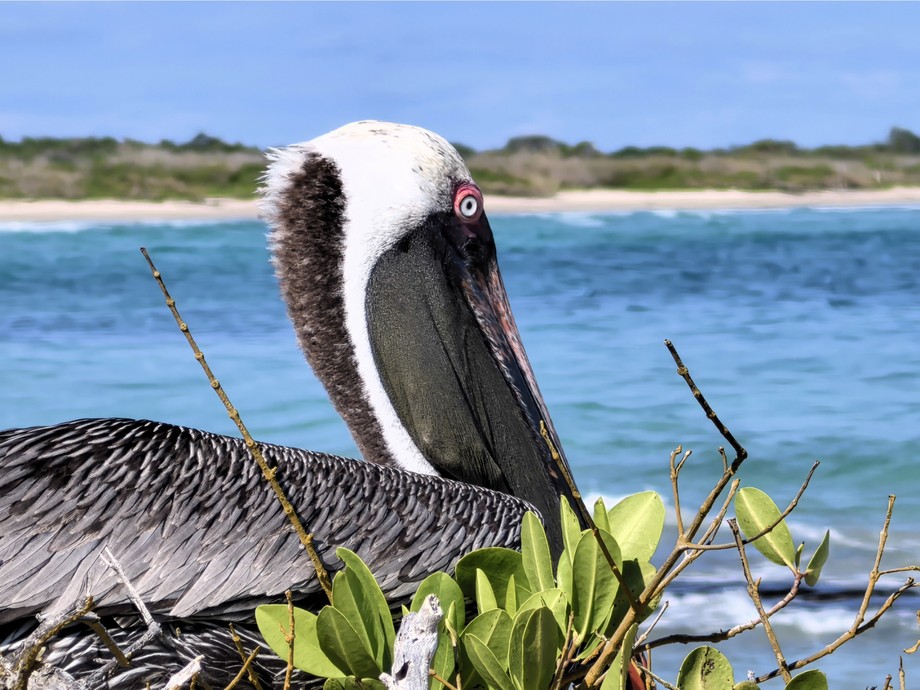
[453,183,483,222]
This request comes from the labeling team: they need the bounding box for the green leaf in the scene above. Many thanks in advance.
[334,548,395,669]
[676,646,734,689]
[323,678,386,690]
[593,497,611,533]
[795,542,804,569]
[412,572,466,631]
[255,604,344,677]
[606,491,665,561]
[560,497,583,559]
[607,559,659,634]
[735,487,796,569]
[455,547,527,608]
[572,529,621,641]
[805,531,830,587]
[509,607,558,690]
[504,573,518,616]
[517,588,569,637]
[316,606,382,680]
[600,622,637,690]
[461,608,513,667]
[557,549,574,603]
[464,634,514,690]
[522,511,555,593]
[476,568,498,614]
[734,683,761,690]
[783,670,828,690]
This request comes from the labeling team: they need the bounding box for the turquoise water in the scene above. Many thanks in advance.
[1,207,918,686]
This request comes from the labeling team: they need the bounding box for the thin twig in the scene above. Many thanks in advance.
[10,597,94,690]
[228,624,264,690]
[584,341,749,687]
[223,647,260,690]
[754,497,919,682]
[729,518,791,682]
[690,461,820,551]
[634,662,677,690]
[282,591,295,690]
[429,670,459,690]
[141,247,332,600]
[635,601,670,647]
[640,573,802,652]
[669,446,685,537]
[541,421,641,616]
[664,339,746,461]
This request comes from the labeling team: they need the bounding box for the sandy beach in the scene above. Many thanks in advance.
[2,187,920,222]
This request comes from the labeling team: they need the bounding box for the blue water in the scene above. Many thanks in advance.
[1,207,918,687]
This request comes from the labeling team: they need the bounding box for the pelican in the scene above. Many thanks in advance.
[0,121,585,688]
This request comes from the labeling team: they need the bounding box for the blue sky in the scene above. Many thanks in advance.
[2,2,919,151]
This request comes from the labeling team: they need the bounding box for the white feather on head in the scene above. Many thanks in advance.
[260,121,474,475]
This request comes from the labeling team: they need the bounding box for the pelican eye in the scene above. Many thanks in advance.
[453,183,483,222]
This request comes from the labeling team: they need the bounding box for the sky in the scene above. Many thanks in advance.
[2,2,920,152]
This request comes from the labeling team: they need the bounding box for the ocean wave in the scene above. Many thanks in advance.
[0,218,259,234]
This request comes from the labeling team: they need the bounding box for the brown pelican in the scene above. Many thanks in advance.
[0,121,585,688]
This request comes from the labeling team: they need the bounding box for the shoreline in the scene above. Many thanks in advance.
[1,187,920,222]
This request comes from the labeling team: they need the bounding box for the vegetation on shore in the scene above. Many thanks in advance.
[1,127,919,200]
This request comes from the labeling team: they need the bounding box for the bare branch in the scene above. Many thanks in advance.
[228,624,264,690]
[380,595,442,690]
[282,591,295,690]
[162,656,202,690]
[141,248,333,601]
[223,647,260,690]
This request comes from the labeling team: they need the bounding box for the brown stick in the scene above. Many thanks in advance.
[140,248,332,600]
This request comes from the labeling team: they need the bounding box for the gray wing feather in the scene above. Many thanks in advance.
[0,418,530,625]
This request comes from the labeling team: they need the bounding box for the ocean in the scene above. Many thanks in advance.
[1,206,918,687]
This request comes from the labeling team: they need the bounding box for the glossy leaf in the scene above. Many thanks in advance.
[456,547,527,607]
[677,646,734,689]
[606,491,665,561]
[734,683,761,690]
[461,608,513,667]
[476,568,498,615]
[504,573,518,616]
[334,548,395,669]
[557,549,574,602]
[784,670,828,690]
[805,531,830,587]
[412,572,466,632]
[560,496,584,559]
[517,588,569,636]
[522,511,555,593]
[316,606,382,680]
[600,622,637,690]
[256,604,343,677]
[735,487,796,569]
[593,497,611,533]
[572,529,621,641]
[509,607,558,690]
[323,678,386,690]
[464,634,513,690]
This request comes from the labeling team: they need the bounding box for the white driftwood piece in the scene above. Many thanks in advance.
[162,656,202,690]
[380,594,443,690]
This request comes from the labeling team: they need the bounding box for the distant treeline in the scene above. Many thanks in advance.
[1,127,919,200]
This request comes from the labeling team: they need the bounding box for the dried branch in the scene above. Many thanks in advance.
[754,496,919,682]
[584,341,750,687]
[689,460,820,552]
[729,519,791,682]
[85,549,164,686]
[223,647,260,690]
[228,624,264,690]
[162,656,202,690]
[664,339,746,461]
[380,594,442,690]
[282,591,295,690]
[140,247,332,601]
[8,596,94,690]
[640,572,802,652]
